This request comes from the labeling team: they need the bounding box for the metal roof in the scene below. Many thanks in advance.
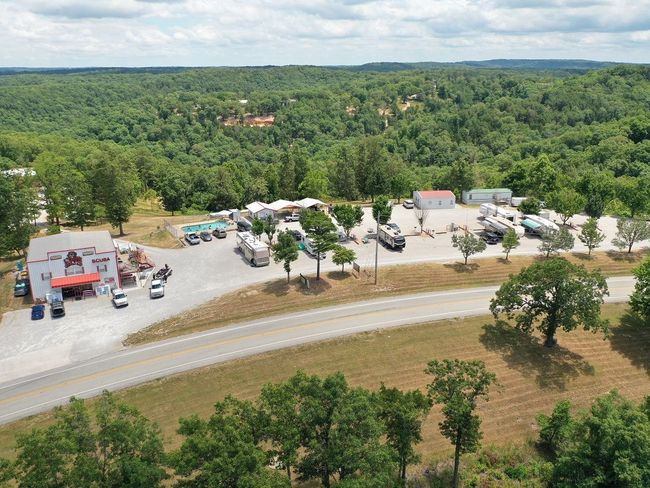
[51,272,101,288]
[415,190,455,199]
[521,219,542,229]
[27,231,115,262]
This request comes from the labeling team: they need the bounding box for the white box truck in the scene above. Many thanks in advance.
[378,224,406,250]
[236,232,270,267]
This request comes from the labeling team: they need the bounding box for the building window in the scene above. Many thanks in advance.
[65,267,84,276]
[469,194,472,200]
[96,264,108,272]
[41,272,51,280]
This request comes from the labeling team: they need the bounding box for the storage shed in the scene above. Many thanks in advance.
[413,190,456,209]
[462,188,512,205]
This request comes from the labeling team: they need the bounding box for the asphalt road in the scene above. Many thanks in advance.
[0,276,635,425]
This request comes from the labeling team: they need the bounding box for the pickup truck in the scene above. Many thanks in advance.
[185,232,201,245]
[149,279,165,299]
[111,288,128,308]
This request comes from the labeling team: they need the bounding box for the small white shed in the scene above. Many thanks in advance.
[413,190,456,209]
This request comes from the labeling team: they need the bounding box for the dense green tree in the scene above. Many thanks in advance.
[332,246,356,272]
[332,204,364,238]
[371,195,392,225]
[0,176,38,256]
[547,189,586,225]
[251,217,265,240]
[616,175,650,217]
[155,165,189,215]
[518,197,542,216]
[551,392,650,487]
[377,385,431,483]
[298,166,329,199]
[331,149,359,201]
[451,232,487,265]
[300,210,338,279]
[263,215,277,244]
[356,137,390,201]
[10,392,166,488]
[538,228,575,258]
[490,257,609,347]
[35,152,68,225]
[612,217,650,253]
[578,217,606,256]
[578,171,616,218]
[425,359,496,488]
[272,230,299,283]
[629,255,650,321]
[537,400,574,456]
[446,158,475,198]
[501,229,520,261]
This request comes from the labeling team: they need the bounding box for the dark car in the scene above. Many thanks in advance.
[212,228,227,238]
[31,304,45,320]
[200,230,212,242]
[481,231,500,245]
[14,279,30,297]
[237,220,253,232]
[50,300,66,318]
[289,229,303,241]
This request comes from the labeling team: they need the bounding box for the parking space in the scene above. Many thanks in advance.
[0,205,630,382]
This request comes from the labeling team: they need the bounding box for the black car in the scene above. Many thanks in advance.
[481,231,500,245]
[200,230,212,242]
[289,229,303,241]
[237,220,253,232]
[50,300,66,318]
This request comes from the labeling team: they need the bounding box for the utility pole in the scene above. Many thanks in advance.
[374,210,379,285]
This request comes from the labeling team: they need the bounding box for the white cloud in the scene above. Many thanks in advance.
[0,0,648,66]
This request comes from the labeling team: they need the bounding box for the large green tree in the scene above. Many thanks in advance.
[300,210,338,279]
[578,217,605,256]
[371,195,392,225]
[332,245,356,272]
[612,217,650,253]
[62,168,95,231]
[629,255,650,321]
[272,230,299,283]
[332,204,364,238]
[547,189,586,225]
[538,228,575,258]
[425,359,496,488]
[490,257,609,347]
[451,232,486,265]
[0,175,38,256]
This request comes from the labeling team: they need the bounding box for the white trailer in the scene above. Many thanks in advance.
[378,225,406,250]
[479,203,517,221]
[524,215,559,233]
[478,217,510,236]
[492,216,525,237]
[236,232,270,267]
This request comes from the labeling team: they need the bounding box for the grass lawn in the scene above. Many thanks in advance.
[2,303,649,466]
[127,249,647,345]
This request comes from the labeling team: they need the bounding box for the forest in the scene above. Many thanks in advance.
[1,63,650,241]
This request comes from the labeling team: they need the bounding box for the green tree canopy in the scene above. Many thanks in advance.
[578,217,605,256]
[332,204,364,238]
[451,232,487,265]
[272,230,299,283]
[300,210,338,279]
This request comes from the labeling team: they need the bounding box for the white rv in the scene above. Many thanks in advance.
[479,203,517,221]
[524,215,559,234]
[378,225,406,250]
[236,232,270,267]
[492,216,525,237]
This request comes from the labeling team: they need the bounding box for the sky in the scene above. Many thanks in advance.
[0,0,649,67]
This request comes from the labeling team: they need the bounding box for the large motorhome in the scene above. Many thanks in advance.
[491,216,525,237]
[524,215,559,234]
[479,203,517,221]
[378,225,406,250]
[236,232,270,267]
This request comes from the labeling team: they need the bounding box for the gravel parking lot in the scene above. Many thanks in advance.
[0,204,630,381]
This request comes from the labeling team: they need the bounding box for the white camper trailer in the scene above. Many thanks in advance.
[378,225,406,250]
[479,203,517,221]
[236,232,270,267]
[492,216,525,237]
[524,215,560,234]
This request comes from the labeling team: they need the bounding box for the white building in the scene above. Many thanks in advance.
[27,231,120,302]
[413,190,456,209]
[462,188,512,205]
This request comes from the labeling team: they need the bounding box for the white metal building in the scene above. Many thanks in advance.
[462,188,512,205]
[27,231,120,302]
[413,190,456,209]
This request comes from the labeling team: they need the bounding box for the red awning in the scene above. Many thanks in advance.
[51,272,101,288]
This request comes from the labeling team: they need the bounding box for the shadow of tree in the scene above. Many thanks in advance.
[571,252,593,261]
[480,321,595,390]
[443,262,480,273]
[609,311,650,375]
[606,249,643,263]
[326,270,350,281]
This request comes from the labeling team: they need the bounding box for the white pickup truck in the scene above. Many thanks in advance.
[149,279,165,299]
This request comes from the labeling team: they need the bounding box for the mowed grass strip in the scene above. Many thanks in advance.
[126,250,647,345]
[3,303,650,463]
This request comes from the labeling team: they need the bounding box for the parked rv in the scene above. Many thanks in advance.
[302,237,327,260]
[479,203,517,221]
[236,231,270,267]
[524,214,559,234]
[378,224,406,250]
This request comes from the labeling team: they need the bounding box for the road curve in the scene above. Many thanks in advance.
[0,276,635,425]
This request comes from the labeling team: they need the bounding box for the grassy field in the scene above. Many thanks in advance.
[127,250,647,345]
[2,303,649,467]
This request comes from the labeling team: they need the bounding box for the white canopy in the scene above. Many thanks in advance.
[267,199,301,211]
[209,210,232,218]
[295,197,325,209]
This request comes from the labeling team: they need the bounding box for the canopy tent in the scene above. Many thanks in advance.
[209,210,232,218]
[295,197,325,209]
[267,199,302,212]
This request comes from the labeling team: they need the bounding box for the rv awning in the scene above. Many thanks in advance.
[520,219,541,229]
[51,272,101,288]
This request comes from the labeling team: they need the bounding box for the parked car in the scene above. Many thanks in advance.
[50,300,65,318]
[200,230,212,242]
[284,213,300,222]
[185,232,200,245]
[481,231,500,245]
[237,220,252,232]
[387,222,401,234]
[289,229,303,241]
[212,228,227,239]
[111,288,128,308]
[31,304,45,320]
[14,279,30,297]
[403,199,414,209]
[149,279,165,299]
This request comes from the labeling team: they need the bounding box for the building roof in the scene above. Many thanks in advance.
[295,197,325,208]
[267,199,301,211]
[465,188,512,193]
[416,190,455,199]
[245,201,271,214]
[51,272,101,288]
[27,231,115,262]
